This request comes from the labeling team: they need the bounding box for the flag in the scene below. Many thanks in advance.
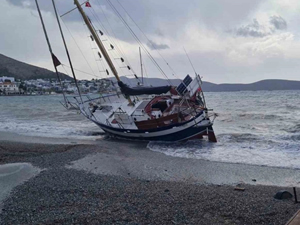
[85,1,91,7]
[51,53,61,67]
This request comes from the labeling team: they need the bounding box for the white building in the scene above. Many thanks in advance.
[0,77,19,95]
[0,82,19,94]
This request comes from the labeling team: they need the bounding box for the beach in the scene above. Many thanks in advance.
[1,135,300,224]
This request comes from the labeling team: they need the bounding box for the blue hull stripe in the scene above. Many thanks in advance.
[98,124,212,142]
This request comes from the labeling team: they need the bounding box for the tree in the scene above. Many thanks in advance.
[19,82,27,94]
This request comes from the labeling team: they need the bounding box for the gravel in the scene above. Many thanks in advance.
[0,140,299,224]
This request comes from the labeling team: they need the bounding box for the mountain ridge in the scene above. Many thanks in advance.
[0,54,71,80]
[115,77,300,92]
[1,53,300,92]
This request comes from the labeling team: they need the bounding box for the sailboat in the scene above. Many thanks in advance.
[37,0,218,142]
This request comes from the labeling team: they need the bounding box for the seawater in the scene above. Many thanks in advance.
[0,95,100,140]
[0,91,300,168]
[148,90,300,169]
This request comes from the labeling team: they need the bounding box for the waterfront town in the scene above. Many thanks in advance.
[0,76,115,95]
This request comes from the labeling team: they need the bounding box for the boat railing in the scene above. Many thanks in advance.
[74,93,121,105]
[106,118,125,129]
[114,107,127,114]
[117,122,124,129]
[106,119,112,127]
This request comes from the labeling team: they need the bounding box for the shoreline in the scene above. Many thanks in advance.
[1,136,300,224]
[0,131,100,145]
[1,132,300,187]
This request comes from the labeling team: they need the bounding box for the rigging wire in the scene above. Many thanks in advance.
[52,0,83,103]
[183,46,197,76]
[60,17,98,78]
[61,64,72,77]
[68,14,108,80]
[116,0,181,81]
[105,0,172,85]
[87,4,138,86]
[94,3,136,78]
[183,46,207,108]
[34,0,68,105]
[86,9,128,82]
[81,20,106,79]
[62,64,99,78]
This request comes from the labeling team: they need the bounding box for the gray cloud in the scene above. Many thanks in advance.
[235,19,271,37]
[6,0,83,22]
[233,16,287,38]
[147,40,169,50]
[155,29,164,37]
[2,0,300,83]
[270,15,287,30]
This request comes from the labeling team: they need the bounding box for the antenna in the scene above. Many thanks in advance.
[139,47,143,86]
[183,46,207,108]
[183,46,197,76]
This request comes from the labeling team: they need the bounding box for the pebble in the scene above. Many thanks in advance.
[0,141,298,225]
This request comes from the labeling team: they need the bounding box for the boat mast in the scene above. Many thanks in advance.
[74,0,133,105]
[34,0,68,106]
[139,47,143,86]
[51,0,83,103]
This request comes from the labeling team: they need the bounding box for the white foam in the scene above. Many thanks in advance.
[0,118,101,140]
[147,135,300,169]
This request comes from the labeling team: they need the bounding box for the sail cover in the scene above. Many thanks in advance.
[118,81,171,96]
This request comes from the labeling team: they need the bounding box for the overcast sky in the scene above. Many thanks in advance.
[1,0,300,84]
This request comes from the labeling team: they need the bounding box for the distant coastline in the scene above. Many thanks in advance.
[1,53,300,92]
[115,77,300,92]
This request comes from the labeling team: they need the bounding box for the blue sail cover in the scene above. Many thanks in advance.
[118,81,171,96]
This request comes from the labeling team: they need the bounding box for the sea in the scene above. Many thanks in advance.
[0,91,299,169]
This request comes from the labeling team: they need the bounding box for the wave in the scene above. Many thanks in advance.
[217,133,263,143]
[147,133,300,169]
[0,119,100,140]
[217,113,283,122]
[285,104,300,110]
[290,134,300,141]
[237,113,283,120]
[283,124,300,133]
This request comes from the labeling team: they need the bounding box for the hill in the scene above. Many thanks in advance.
[201,79,300,92]
[114,77,300,92]
[0,54,71,80]
[1,53,300,91]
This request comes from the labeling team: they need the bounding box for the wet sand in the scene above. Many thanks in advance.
[0,136,300,224]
